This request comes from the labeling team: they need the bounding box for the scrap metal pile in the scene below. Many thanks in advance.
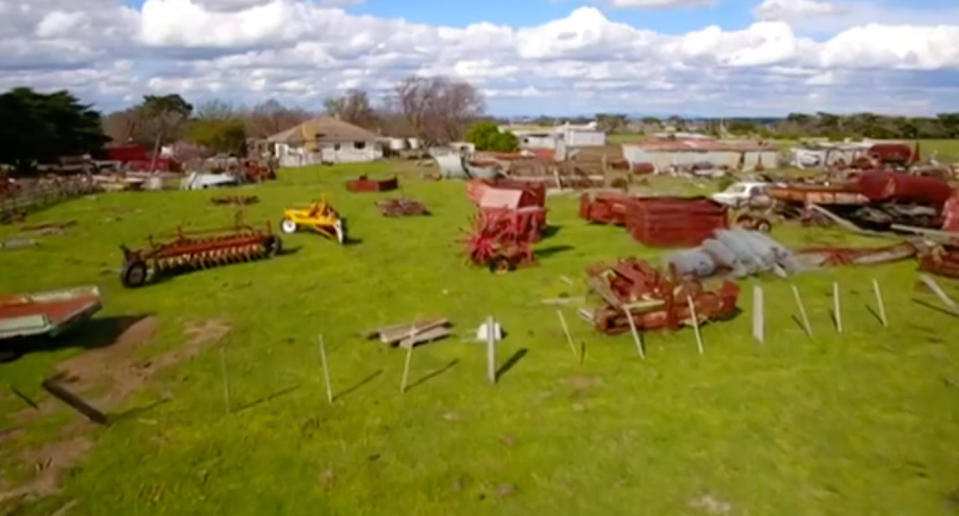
[581,193,729,247]
[579,192,631,226]
[347,176,399,192]
[210,195,260,206]
[767,170,952,230]
[585,257,740,334]
[377,198,430,217]
[119,220,281,288]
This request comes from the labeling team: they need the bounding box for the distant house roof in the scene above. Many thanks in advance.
[627,139,774,153]
[267,116,381,144]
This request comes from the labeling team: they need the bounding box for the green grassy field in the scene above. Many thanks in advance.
[1,164,959,515]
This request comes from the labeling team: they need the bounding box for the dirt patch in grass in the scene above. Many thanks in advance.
[0,435,93,507]
[49,316,230,407]
[2,317,232,508]
[57,316,159,404]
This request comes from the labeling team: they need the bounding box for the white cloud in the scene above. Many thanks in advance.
[818,24,959,70]
[35,11,89,38]
[598,0,714,8]
[753,0,847,21]
[1,0,958,115]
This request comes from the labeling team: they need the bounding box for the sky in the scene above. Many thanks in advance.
[1,0,958,116]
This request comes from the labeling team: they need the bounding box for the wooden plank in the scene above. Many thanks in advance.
[42,377,108,425]
[621,299,666,312]
[541,297,585,306]
[918,274,959,317]
[587,276,623,308]
[219,345,231,414]
[791,285,814,338]
[623,308,646,360]
[687,296,704,355]
[399,327,453,349]
[577,308,595,324]
[374,319,449,344]
[400,344,414,393]
[318,335,333,404]
[891,224,959,242]
[556,310,578,357]
[753,285,764,344]
[873,279,888,327]
[833,282,843,333]
[486,316,496,384]
[808,204,894,238]
[9,386,38,410]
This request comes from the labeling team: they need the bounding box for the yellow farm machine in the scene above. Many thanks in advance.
[280,198,347,244]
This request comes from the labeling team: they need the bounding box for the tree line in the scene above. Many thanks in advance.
[589,112,959,141]
[0,75,493,174]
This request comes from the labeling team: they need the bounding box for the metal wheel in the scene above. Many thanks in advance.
[280,219,298,234]
[756,219,772,233]
[335,219,347,244]
[121,260,148,288]
[488,255,515,275]
[735,214,755,229]
[263,236,282,257]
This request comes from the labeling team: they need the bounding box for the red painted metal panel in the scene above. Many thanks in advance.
[346,176,399,192]
[625,197,728,247]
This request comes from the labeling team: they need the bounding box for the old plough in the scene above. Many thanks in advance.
[463,207,545,273]
[586,257,740,334]
[119,218,281,288]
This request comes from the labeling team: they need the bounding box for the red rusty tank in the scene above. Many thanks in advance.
[857,170,953,205]
[868,143,915,165]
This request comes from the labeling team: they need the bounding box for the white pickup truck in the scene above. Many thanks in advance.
[710,182,773,208]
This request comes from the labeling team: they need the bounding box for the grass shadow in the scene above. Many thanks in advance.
[232,384,301,414]
[540,225,563,239]
[0,315,152,363]
[535,245,575,259]
[406,359,459,391]
[911,298,959,319]
[496,349,529,381]
[278,245,303,256]
[333,370,383,402]
[865,305,885,326]
[792,315,813,338]
[110,398,172,424]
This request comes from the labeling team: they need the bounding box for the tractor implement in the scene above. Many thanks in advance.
[119,220,281,288]
[281,198,347,244]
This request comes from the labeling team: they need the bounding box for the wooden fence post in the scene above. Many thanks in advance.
[623,308,646,360]
[833,282,843,333]
[791,285,813,338]
[556,310,578,357]
[872,279,888,327]
[318,335,333,404]
[687,296,704,355]
[753,286,764,344]
[486,316,496,384]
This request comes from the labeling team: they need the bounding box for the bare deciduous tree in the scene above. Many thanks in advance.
[324,89,377,128]
[245,99,313,139]
[391,76,484,145]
